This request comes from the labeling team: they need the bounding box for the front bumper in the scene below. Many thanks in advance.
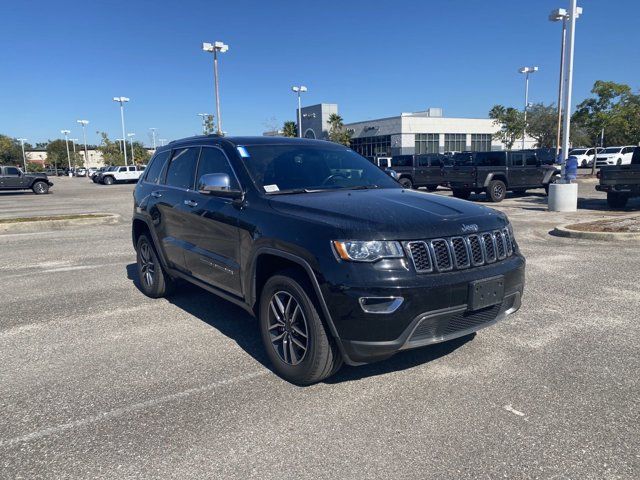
[322,255,525,365]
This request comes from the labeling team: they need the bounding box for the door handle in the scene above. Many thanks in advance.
[184,199,198,207]
[151,191,162,198]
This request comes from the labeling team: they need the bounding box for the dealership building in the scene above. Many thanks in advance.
[294,104,535,158]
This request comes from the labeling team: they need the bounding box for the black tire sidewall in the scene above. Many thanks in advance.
[488,180,506,202]
[399,178,413,189]
[32,181,48,194]
[259,274,329,384]
[104,176,114,185]
[136,234,166,297]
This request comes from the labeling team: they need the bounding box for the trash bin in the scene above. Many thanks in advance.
[564,156,578,182]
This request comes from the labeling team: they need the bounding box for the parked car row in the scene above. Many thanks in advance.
[371,150,559,203]
[90,165,146,185]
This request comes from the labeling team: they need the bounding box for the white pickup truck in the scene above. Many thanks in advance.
[99,165,146,185]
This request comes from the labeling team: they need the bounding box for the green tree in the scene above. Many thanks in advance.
[327,114,352,146]
[488,105,525,150]
[572,80,640,146]
[27,162,44,172]
[0,135,23,165]
[46,139,81,169]
[526,103,558,148]
[282,121,298,138]
[130,141,151,165]
[96,132,125,166]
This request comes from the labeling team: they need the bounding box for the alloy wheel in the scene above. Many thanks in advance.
[268,291,309,365]
[493,184,504,199]
[34,183,45,193]
[139,242,155,288]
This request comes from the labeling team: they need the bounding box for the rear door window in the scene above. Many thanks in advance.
[144,151,170,184]
[391,156,413,167]
[511,153,524,167]
[525,153,538,166]
[164,147,200,190]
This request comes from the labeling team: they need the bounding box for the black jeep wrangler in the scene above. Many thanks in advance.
[446,150,559,202]
[132,136,525,384]
[0,165,53,194]
[390,153,450,191]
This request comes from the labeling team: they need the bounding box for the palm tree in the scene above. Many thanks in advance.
[282,121,298,138]
[328,114,351,146]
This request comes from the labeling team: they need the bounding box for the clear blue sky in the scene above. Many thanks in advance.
[1,0,638,146]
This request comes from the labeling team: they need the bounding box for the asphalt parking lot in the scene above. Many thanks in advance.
[1,177,639,479]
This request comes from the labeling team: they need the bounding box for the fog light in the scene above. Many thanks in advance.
[358,297,404,314]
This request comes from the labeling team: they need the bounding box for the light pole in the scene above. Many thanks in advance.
[150,128,157,150]
[291,86,308,138]
[549,0,582,212]
[77,120,90,168]
[518,66,538,150]
[549,7,582,159]
[159,138,167,146]
[70,138,78,154]
[113,96,130,165]
[197,113,209,134]
[202,41,228,135]
[115,138,123,153]
[61,129,72,174]
[127,133,136,163]
[17,138,28,172]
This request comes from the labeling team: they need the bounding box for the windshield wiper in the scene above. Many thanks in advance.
[347,184,379,190]
[266,188,326,195]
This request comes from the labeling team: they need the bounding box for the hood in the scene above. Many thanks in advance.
[26,172,48,179]
[268,188,508,240]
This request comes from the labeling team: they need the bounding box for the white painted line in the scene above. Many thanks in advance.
[1,262,129,280]
[503,404,526,417]
[0,370,269,448]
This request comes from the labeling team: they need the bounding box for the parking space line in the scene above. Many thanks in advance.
[0,370,269,448]
[1,262,129,280]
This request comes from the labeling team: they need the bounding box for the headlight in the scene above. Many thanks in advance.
[332,240,404,262]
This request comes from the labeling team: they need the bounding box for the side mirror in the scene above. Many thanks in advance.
[197,173,243,199]
[385,168,399,180]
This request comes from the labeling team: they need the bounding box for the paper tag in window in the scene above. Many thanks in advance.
[264,184,279,193]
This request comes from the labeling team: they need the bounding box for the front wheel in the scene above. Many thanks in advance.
[32,181,49,194]
[103,176,114,185]
[399,177,413,189]
[607,192,629,209]
[452,189,471,200]
[487,180,506,202]
[259,271,342,385]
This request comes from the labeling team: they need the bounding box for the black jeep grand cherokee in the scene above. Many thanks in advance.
[132,136,525,384]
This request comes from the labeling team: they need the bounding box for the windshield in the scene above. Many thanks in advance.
[602,147,622,154]
[239,144,400,193]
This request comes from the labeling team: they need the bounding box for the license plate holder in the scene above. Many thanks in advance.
[469,276,505,310]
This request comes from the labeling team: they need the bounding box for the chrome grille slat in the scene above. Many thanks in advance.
[405,228,515,274]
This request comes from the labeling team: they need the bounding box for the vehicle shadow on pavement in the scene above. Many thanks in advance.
[126,264,475,384]
[324,334,475,384]
[125,264,271,369]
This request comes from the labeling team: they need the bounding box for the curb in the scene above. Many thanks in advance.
[0,213,121,234]
[552,224,640,241]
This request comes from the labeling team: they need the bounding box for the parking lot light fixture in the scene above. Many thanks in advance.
[61,129,72,173]
[202,41,228,135]
[17,138,28,172]
[113,96,130,166]
[518,66,538,150]
[291,86,308,138]
[127,133,136,163]
[77,120,90,167]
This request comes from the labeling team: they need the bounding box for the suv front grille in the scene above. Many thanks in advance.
[405,228,515,274]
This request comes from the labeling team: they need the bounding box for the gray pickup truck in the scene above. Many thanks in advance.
[0,165,54,194]
[596,147,640,208]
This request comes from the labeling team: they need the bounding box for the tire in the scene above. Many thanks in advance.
[103,176,114,185]
[487,180,506,202]
[581,159,588,168]
[607,192,629,209]
[136,234,173,298]
[399,177,413,189]
[32,181,49,195]
[452,189,471,200]
[616,158,622,166]
[259,270,342,385]
[544,175,559,195]
[426,184,438,192]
